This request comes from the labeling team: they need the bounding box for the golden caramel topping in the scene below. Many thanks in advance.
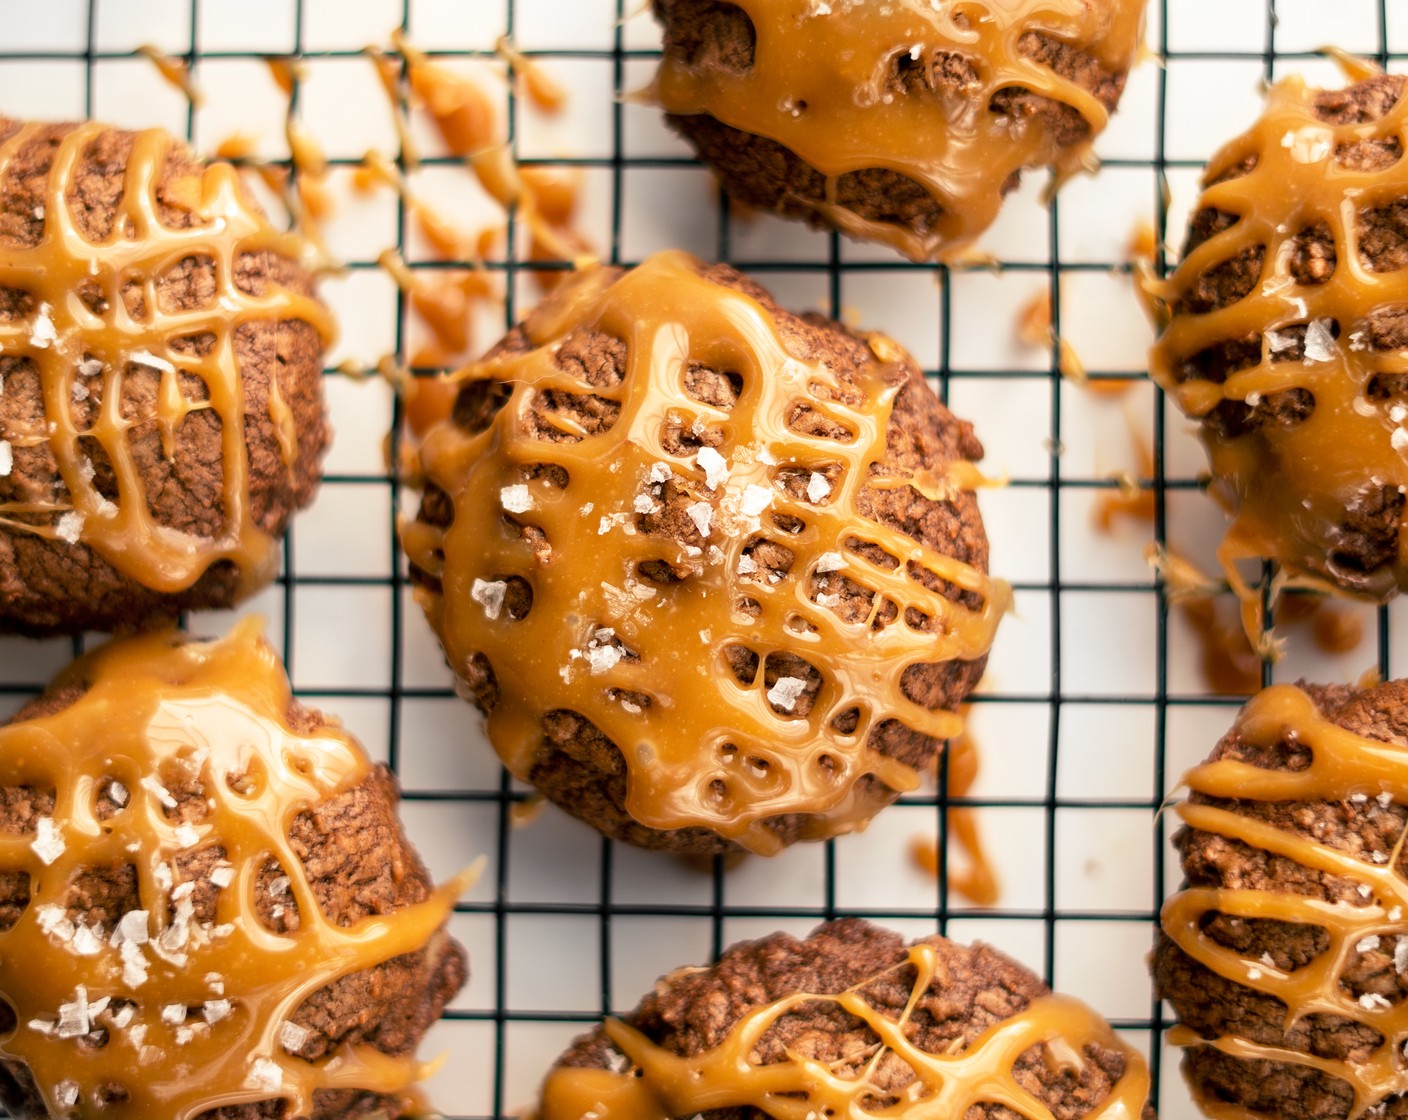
[1148,74,1408,634]
[652,0,1145,260]
[0,619,464,1120]
[1163,684,1408,1118]
[136,45,204,107]
[911,716,998,906]
[403,251,1005,853]
[0,123,334,597]
[536,942,1149,1120]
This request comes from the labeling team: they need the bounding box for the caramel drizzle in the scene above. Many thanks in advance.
[0,619,463,1120]
[0,123,334,596]
[403,251,1005,853]
[1162,684,1408,1119]
[536,942,1150,1120]
[652,0,1145,261]
[1147,74,1408,632]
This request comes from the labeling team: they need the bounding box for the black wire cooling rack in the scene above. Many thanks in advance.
[1,1,1406,1118]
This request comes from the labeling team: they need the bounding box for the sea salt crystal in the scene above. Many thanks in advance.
[55,511,84,544]
[0,441,11,478]
[112,912,148,946]
[758,446,777,465]
[110,1004,135,1029]
[203,999,232,1024]
[1373,851,1390,863]
[767,676,808,712]
[269,875,289,897]
[108,781,128,807]
[500,484,532,514]
[30,304,57,349]
[633,493,656,514]
[247,1058,282,1093]
[1246,967,1262,980]
[72,922,103,956]
[280,1021,311,1053]
[1394,428,1408,453]
[470,578,508,620]
[174,823,200,849]
[685,501,712,537]
[1360,992,1392,1010]
[121,939,149,987]
[806,472,831,503]
[72,381,89,402]
[696,446,729,490]
[1351,792,1369,803]
[161,1003,187,1026]
[31,817,65,865]
[586,644,622,675]
[175,1026,195,1045]
[740,484,773,516]
[1395,937,1408,976]
[140,776,178,810]
[56,987,93,1038]
[1266,328,1297,353]
[28,1018,55,1036]
[816,551,845,573]
[737,555,758,575]
[1358,935,1382,953]
[1360,884,1374,897]
[55,1081,79,1110]
[1303,318,1336,362]
[128,350,175,374]
[210,866,234,889]
[1379,791,1394,807]
[77,358,102,378]
[648,462,672,483]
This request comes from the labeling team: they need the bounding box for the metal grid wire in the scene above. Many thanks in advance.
[1,1,1407,1118]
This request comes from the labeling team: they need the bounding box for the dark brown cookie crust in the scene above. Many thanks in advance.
[410,260,991,854]
[1155,679,1408,1120]
[653,0,1128,251]
[1167,75,1408,594]
[0,120,331,636]
[0,678,466,1120]
[553,918,1152,1120]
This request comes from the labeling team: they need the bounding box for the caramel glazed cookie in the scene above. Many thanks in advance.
[0,621,467,1120]
[534,918,1154,1120]
[651,0,1146,260]
[0,119,333,635]
[1148,71,1408,637]
[403,251,1007,856]
[1157,678,1408,1120]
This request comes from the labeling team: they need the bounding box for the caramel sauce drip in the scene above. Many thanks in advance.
[912,718,999,906]
[652,0,1145,261]
[136,45,204,107]
[0,123,334,595]
[0,619,463,1120]
[536,942,1149,1120]
[403,251,1005,853]
[1148,75,1408,629]
[1163,683,1408,1118]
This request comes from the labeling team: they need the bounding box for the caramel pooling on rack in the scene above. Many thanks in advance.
[537,942,1151,1120]
[0,123,333,595]
[0,620,462,1119]
[1148,75,1408,619]
[653,0,1145,260]
[1163,684,1408,1119]
[403,251,1004,853]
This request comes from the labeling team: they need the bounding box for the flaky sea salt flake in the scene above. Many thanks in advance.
[740,484,773,516]
[0,441,11,477]
[471,578,508,620]
[247,1057,283,1093]
[30,304,57,349]
[174,822,200,849]
[685,501,712,537]
[203,999,232,1024]
[121,940,149,987]
[55,1081,79,1110]
[72,922,103,956]
[280,1021,311,1053]
[1358,935,1382,953]
[737,554,758,575]
[500,483,533,514]
[210,865,234,889]
[140,776,178,810]
[633,493,656,514]
[1303,318,1336,362]
[767,676,808,712]
[1360,992,1392,1010]
[816,551,845,573]
[696,446,729,490]
[128,350,175,374]
[54,511,84,544]
[648,462,672,483]
[108,780,128,807]
[806,472,831,503]
[586,644,622,675]
[31,817,65,865]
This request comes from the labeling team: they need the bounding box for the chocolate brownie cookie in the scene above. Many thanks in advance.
[537,918,1153,1120]
[403,251,1004,855]
[0,120,333,635]
[1149,73,1408,623]
[0,621,466,1120]
[1156,678,1408,1120]
[651,0,1146,260]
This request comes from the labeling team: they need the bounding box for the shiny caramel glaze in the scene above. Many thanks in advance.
[1162,683,1408,1120]
[536,941,1150,1120]
[652,0,1146,261]
[402,251,1005,854]
[0,619,464,1120]
[0,121,333,601]
[1147,73,1408,638]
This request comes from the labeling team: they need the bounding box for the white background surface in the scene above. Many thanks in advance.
[0,1,1403,1118]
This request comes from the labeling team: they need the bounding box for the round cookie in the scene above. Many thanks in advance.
[651,0,1145,261]
[0,119,334,636]
[1156,678,1408,1120]
[1149,73,1408,617]
[536,918,1153,1120]
[0,621,466,1120]
[403,251,1004,855]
